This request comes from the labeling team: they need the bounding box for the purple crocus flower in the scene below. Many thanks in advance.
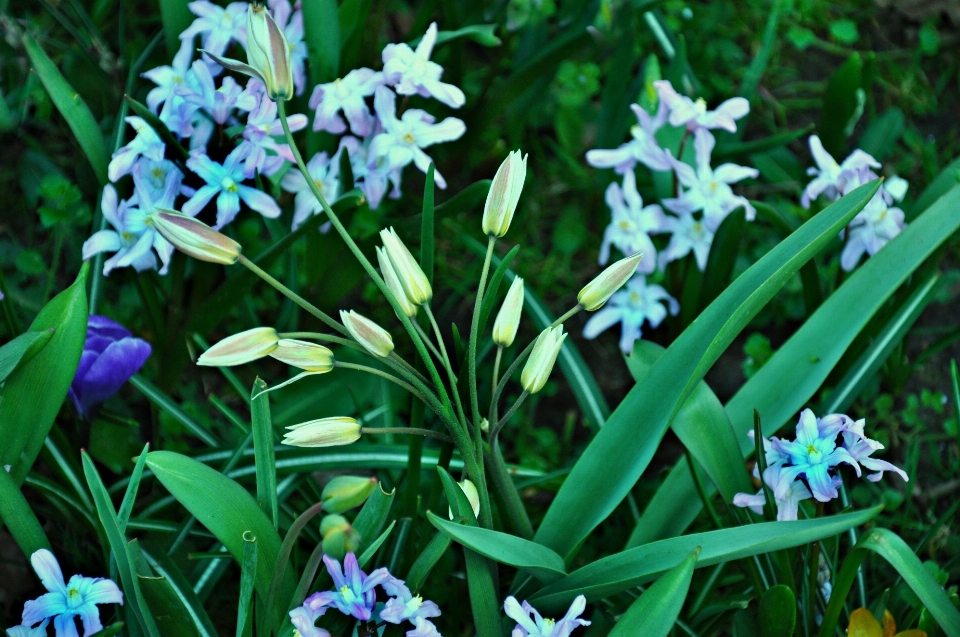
[303,553,390,621]
[68,316,151,417]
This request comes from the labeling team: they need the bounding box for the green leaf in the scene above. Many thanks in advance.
[411,24,501,48]
[818,53,862,158]
[138,542,219,637]
[699,208,746,311]
[818,528,960,637]
[22,35,109,184]
[759,585,796,637]
[738,0,782,103]
[629,184,960,547]
[535,182,878,558]
[910,156,960,219]
[132,541,203,637]
[158,0,192,57]
[858,108,905,162]
[302,0,339,83]
[82,452,162,637]
[427,512,566,583]
[713,125,814,162]
[251,378,278,529]
[358,519,395,567]
[118,444,151,533]
[353,483,395,553]
[627,341,751,502]
[0,263,88,483]
[144,451,294,626]
[406,532,452,593]
[237,532,257,637]
[421,164,435,285]
[530,506,881,613]
[607,550,698,637]
[435,180,491,217]
[129,375,220,447]
[464,549,500,637]
[0,329,54,384]
[0,463,52,556]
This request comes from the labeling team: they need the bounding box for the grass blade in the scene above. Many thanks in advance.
[251,378,278,528]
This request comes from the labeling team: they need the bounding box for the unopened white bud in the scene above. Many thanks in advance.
[340,310,394,358]
[150,210,241,264]
[379,227,432,305]
[198,327,278,366]
[448,479,481,520]
[482,150,528,237]
[282,417,361,447]
[492,277,524,347]
[270,339,334,372]
[377,246,418,318]
[578,251,643,311]
[520,325,567,394]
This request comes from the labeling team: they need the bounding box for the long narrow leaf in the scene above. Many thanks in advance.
[251,378,278,528]
[0,465,52,556]
[607,550,698,637]
[130,375,220,447]
[0,329,53,384]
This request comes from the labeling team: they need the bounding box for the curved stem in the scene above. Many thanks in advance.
[413,320,443,362]
[423,304,468,427]
[491,391,528,440]
[360,427,454,444]
[278,332,361,351]
[335,361,430,407]
[388,351,430,387]
[276,101,453,417]
[469,235,496,453]
[238,255,344,335]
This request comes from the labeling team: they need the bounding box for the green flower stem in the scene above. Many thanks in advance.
[278,331,362,351]
[388,351,431,387]
[806,501,826,630]
[413,319,444,362]
[360,427,454,444]
[491,391,528,441]
[238,255,344,335]
[275,101,454,420]
[485,438,534,539]
[423,303,468,428]
[491,346,503,403]
[334,361,437,413]
[469,235,496,454]
[488,304,582,424]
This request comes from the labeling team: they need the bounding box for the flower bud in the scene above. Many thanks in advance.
[448,479,481,520]
[319,514,360,561]
[340,310,394,358]
[492,277,524,347]
[150,210,241,264]
[269,339,334,372]
[577,251,643,311]
[377,247,418,318]
[379,227,432,305]
[322,476,377,513]
[246,4,294,101]
[482,150,528,237]
[198,327,278,366]
[282,417,361,447]
[520,325,567,394]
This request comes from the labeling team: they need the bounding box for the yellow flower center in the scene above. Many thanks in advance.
[402,132,416,144]
[618,220,632,230]
[121,231,135,241]
[222,178,238,193]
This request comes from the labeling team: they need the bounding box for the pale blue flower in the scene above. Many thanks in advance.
[504,595,589,637]
[599,170,667,275]
[180,0,248,58]
[840,194,905,272]
[108,117,166,182]
[182,146,281,228]
[142,40,195,115]
[585,102,671,174]
[181,59,257,124]
[582,274,678,354]
[800,135,880,208]
[841,420,909,483]
[19,550,123,637]
[308,68,383,136]
[663,128,758,232]
[303,553,390,621]
[733,462,817,522]
[653,80,749,133]
[405,617,442,637]
[279,148,343,230]
[380,576,441,626]
[368,86,465,189]
[6,621,48,637]
[288,604,330,637]
[657,211,714,271]
[237,96,307,178]
[382,22,465,108]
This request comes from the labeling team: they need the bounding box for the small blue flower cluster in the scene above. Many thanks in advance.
[83,1,465,277]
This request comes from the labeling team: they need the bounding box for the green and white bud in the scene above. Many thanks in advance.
[379,227,432,305]
[197,327,278,366]
[340,310,394,358]
[448,479,481,520]
[377,246,418,318]
[319,514,360,561]
[492,277,524,347]
[202,5,293,102]
[321,476,377,513]
[520,325,567,394]
[270,339,334,372]
[577,251,643,311]
[150,210,241,264]
[482,150,528,237]
[282,417,361,447]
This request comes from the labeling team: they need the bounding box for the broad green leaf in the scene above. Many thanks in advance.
[82,452,162,637]
[535,182,878,558]
[130,375,220,447]
[139,543,218,637]
[818,528,960,637]
[302,0,339,83]
[530,506,881,613]
[0,463,52,557]
[607,550,698,637]
[0,329,53,384]
[22,35,109,184]
[0,264,88,483]
[251,378,278,528]
[818,53,863,158]
[627,341,751,502]
[759,585,797,637]
[353,483,396,555]
[910,155,960,219]
[144,451,295,626]
[427,512,566,583]
[630,184,960,547]
[859,108,905,162]
[132,540,202,637]
[158,0,192,56]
